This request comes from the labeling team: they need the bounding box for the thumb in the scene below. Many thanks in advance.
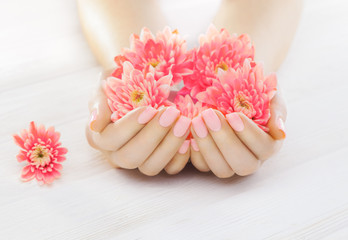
[267,91,287,140]
[88,71,112,133]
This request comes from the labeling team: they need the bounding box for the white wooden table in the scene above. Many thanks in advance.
[1,0,348,239]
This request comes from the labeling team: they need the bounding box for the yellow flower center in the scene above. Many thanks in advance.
[172,29,179,34]
[237,95,250,109]
[148,59,160,68]
[233,93,254,118]
[215,61,228,73]
[131,90,145,104]
[30,145,50,167]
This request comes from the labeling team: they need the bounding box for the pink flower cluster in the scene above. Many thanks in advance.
[105,25,277,131]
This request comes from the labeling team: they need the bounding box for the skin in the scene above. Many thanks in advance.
[190,101,286,178]
[77,0,166,70]
[214,0,303,73]
[80,0,300,177]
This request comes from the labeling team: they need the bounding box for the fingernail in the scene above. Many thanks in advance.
[202,109,221,132]
[178,140,190,154]
[277,118,286,138]
[173,116,191,137]
[158,105,165,111]
[226,113,244,132]
[137,106,158,124]
[190,139,199,151]
[89,109,97,131]
[159,107,180,127]
[192,115,208,138]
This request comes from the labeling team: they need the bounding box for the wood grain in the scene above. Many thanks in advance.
[1,0,348,239]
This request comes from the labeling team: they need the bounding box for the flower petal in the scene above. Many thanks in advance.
[13,134,25,149]
[21,165,35,182]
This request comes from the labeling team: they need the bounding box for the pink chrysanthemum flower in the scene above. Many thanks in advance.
[106,61,173,122]
[111,27,192,86]
[196,59,277,131]
[184,24,254,98]
[13,121,67,184]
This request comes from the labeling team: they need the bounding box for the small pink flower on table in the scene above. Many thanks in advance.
[105,61,174,122]
[13,121,67,184]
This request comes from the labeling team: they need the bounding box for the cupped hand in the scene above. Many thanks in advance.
[85,72,192,176]
[190,92,287,178]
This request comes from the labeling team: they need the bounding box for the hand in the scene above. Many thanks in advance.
[85,72,192,176]
[189,92,287,178]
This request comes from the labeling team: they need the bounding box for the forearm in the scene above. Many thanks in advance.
[214,0,303,72]
[77,0,166,70]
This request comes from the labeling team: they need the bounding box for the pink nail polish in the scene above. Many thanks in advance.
[202,109,221,132]
[226,113,244,132]
[137,106,158,124]
[173,116,191,137]
[178,140,190,154]
[192,115,208,138]
[277,118,286,138]
[190,139,199,151]
[89,109,97,131]
[159,107,180,127]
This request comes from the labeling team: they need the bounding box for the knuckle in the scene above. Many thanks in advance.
[191,155,210,172]
[105,153,120,168]
[234,162,259,176]
[257,153,270,162]
[85,126,99,149]
[165,166,179,175]
[138,166,159,176]
[257,147,277,161]
[111,151,139,169]
[194,163,210,172]
[216,170,235,179]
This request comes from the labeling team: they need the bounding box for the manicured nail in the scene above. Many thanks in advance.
[201,109,221,132]
[173,116,191,137]
[159,107,180,127]
[137,106,158,124]
[226,113,244,132]
[158,105,165,111]
[190,138,199,151]
[89,109,97,131]
[192,115,208,138]
[178,140,190,154]
[277,118,286,138]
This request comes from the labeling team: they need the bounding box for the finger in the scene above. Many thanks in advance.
[138,115,191,176]
[189,139,210,172]
[85,125,99,150]
[88,71,113,133]
[267,92,287,140]
[111,107,181,169]
[91,106,158,151]
[226,112,283,162]
[201,109,260,176]
[101,150,121,169]
[191,115,235,178]
[164,140,191,175]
